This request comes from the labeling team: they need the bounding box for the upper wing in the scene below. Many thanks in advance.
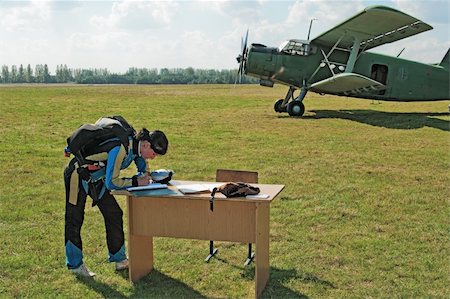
[310,73,386,95]
[311,6,432,51]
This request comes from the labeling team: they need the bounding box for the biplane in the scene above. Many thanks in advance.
[236,6,450,117]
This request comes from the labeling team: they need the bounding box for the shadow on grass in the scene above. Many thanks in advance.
[131,270,206,298]
[263,267,336,298]
[78,269,205,298]
[77,263,334,298]
[76,275,128,298]
[215,256,334,298]
[284,110,449,131]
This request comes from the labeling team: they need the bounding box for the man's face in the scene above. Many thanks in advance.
[140,140,158,160]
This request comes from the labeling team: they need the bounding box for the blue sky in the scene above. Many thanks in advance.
[1,0,448,73]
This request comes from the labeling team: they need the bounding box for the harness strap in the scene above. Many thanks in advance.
[68,161,105,205]
[68,162,80,205]
[209,187,217,211]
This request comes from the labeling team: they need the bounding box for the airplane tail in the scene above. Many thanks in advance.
[439,49,449,69]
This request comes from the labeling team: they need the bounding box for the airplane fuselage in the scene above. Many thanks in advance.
[245,44,449,101]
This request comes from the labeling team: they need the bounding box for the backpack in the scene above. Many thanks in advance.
[65,116,136,166]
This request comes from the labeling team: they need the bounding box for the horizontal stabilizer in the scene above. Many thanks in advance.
[311,6,432,51]
[310,73,386,95]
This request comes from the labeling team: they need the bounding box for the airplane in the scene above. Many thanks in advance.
[236,5,450,117]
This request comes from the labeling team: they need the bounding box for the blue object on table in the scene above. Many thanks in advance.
[131,188,179,197]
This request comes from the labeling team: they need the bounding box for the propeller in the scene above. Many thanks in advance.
[235,29,249,84]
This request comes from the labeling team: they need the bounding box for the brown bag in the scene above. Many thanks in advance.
[217,182,260,197]
[209,182,260,211]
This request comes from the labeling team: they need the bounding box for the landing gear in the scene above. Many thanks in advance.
[274,99,286,113]
[273,84,308,117]
[287,101,305,117]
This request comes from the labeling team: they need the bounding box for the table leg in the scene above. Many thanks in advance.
[127,195,154,282]
[128,234,153,282]
[255,203,269,298]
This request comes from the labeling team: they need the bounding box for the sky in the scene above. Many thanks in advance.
[1,0,449,73]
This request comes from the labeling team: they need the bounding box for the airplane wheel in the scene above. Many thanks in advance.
[274,99,284,113]
[287,101,305,117]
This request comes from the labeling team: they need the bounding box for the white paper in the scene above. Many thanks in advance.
[176,183,220,194]
[246,194,270,199]
[127,183,168,192]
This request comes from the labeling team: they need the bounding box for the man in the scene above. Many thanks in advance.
[64,127,168,277]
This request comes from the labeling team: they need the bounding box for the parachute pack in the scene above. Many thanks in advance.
[65,116,136,165]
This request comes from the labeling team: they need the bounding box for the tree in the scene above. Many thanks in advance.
[62,64,73,82]
[56,65,61,82]
[0,64,257,84]
[1,65,10,83]
[25,64,33,83]
[43,64,50,83]
[10,65,18,83]
[55,64,70,83]
[18,64,25,83]
[35,64,43,83]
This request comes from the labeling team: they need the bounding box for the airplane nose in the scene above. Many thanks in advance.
[244,45,279,82]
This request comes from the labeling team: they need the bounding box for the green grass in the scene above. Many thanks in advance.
[0,84,449,298]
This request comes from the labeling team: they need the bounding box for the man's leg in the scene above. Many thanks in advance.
[97,192,127,266]
[64,162,88,270]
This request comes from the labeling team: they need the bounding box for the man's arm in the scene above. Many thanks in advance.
[105,145,135,190]
[134,156,148,174]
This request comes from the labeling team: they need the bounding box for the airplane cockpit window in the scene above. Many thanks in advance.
[278,39,316,56]
[278,40,289,52]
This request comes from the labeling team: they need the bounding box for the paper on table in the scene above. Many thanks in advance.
[127,183,168,192]
[246,194,270,199]
[176,183,220,194]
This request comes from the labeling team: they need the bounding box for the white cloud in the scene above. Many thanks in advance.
[194,0,266,28]
[215,0,263,19]
[179,30,218,66]
[0,1,51,32]
[216,0,368,50]
[123,30,228,69]
[67,31,130,51]
[285,0,366,36]
[90,1,178,31]
[393,0,449,24]
[0,36,58,68]
[374,36,450,64]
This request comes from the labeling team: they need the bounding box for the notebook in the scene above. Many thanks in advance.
[130,188,179,197]
[127,183,168,192]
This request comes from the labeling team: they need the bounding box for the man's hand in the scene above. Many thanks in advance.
[137,174,151,186]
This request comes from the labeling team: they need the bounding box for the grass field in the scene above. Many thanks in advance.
[0,84,449,298]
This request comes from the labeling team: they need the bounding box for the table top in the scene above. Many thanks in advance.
[112,180,285,203]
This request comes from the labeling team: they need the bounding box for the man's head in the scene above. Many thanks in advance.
[135,128,168,159]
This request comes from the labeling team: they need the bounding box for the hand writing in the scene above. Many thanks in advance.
[137,174,150,186]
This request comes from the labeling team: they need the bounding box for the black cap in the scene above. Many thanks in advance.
[148,130,168,155]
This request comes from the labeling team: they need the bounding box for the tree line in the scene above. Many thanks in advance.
[0,64,258,84]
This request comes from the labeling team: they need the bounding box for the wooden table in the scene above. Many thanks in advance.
[113,180,284,298]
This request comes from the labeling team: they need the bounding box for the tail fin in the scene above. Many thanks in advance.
[439,49,449,69]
